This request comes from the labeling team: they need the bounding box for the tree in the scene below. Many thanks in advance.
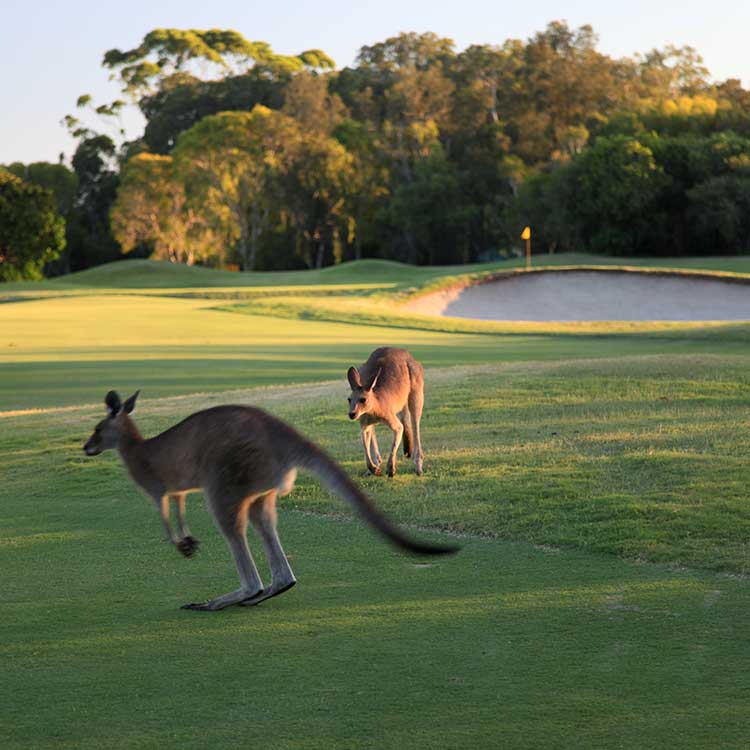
[111,153,218,265]
[3,161,79,274]
[173,106,301,270]
[282,70,347,135]
[281,132,355,268]
[60,23,750,270]
[4,161,78,216]
[687,174,750,254]
[566,136,670,254]
[103,29,335,99]
[511,164,577,253]
[384,150,475,265]
[333,119,389,260]
[139,71,285,153]
[0,169,66,281]
[66,135,121,270]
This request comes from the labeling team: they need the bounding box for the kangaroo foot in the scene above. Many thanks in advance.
[181,586,263,611]
[176,536,200,558]
[239,580,296,607]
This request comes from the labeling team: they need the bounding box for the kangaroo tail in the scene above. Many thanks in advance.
[296,439,457,557]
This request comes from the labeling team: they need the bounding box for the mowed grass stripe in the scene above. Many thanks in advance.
[3,356,749,569]
[2,293,748,411]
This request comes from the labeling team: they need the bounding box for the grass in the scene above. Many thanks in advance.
[2,289,750,411]
[2,252,750,297]
[2,256,750,748]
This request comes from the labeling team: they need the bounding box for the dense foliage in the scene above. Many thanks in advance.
[0,169,66,280]
[6,22,750,277]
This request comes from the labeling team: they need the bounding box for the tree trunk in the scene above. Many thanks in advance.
[237,212,251,270]
[355,205,363,260]
[315,231,326,269]
[405,229,418,265]
[489,81,499,124]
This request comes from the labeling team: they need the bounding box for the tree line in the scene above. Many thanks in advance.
[4,22,750,279]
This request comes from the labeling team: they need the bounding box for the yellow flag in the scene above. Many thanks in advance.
[521,226,531,240]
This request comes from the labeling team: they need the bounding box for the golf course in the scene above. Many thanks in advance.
[2,254,750,749]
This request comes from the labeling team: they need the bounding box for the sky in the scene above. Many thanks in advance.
[2,0,750,165]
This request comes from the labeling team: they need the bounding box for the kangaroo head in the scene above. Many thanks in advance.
[347,367,381,420]
[83,390,140,456]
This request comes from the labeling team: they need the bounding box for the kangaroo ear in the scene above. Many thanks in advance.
[367,367,382,391]
[123,390,140,415]
[105,391,122,416]
[347,367,362,389]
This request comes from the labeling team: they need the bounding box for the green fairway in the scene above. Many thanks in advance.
[2,289,749,411]
[2,257,750,749]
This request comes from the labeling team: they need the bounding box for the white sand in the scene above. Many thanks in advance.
[403,271,750,321]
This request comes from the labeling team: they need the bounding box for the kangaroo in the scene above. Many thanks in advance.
[347,347,425,477]
[83,390,455,611]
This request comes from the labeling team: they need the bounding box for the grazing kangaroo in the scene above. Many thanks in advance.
[83,390,455,611]
[347,347,425,477]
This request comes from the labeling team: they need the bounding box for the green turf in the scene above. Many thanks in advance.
[2,368,750,749]
[2,257,750,749]
[36,253,750,288]
[2,253,750,297]
[3,291,750,411]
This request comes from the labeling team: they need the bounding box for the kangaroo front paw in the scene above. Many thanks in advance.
[176,536,200,558]
[386,464,396,477]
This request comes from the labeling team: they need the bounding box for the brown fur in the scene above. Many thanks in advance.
[83,390,455,611]
[347,347,425,477]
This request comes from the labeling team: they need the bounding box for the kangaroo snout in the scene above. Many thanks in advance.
[349,412,356,420]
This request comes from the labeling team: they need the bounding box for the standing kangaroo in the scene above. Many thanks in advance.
[347,347,425,477]
[83,390,455,611]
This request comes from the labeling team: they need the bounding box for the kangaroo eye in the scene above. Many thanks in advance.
[359,398,366,404]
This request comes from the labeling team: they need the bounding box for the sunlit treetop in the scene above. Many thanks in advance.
[103,29,336,96]
[356,32,456,72]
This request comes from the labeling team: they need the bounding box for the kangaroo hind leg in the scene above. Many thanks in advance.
[384,413,404,478]
[182,491,264,612]
[401,405,413,457]
[408,387,424,476]
[241,491,297,607]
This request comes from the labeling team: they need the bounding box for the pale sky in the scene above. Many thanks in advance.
[2,0,749,165]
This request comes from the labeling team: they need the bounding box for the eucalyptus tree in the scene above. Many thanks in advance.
[173,106,301,270]
[102,29,335,99]
[282,70,348,136]
[111,153,218,265]
[101,29,336,154]
[333,119,390,260]
[281,132,356,268]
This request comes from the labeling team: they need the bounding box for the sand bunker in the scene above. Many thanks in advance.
[404,270,750,322]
